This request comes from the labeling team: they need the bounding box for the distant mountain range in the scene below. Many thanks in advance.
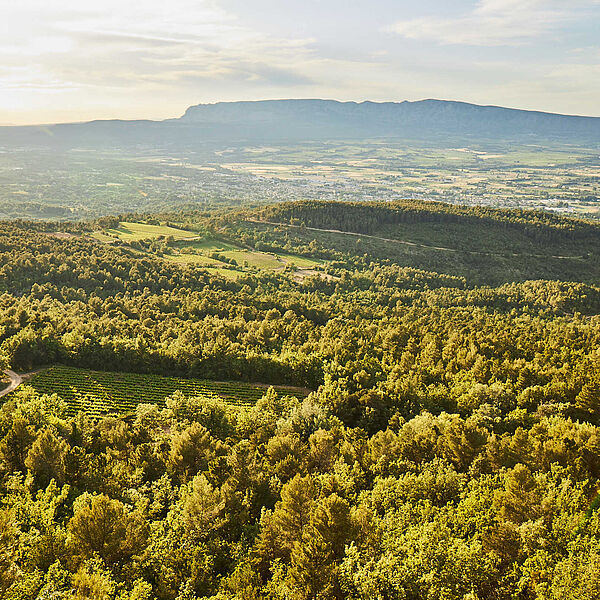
[2,99,600,149]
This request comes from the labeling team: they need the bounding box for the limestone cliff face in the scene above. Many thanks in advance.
[2,98,600,149]
[179,98,600,140]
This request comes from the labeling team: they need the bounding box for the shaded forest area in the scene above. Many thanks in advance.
[224,199,600,285]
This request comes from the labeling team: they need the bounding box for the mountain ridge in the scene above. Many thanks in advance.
[180,98,600,122]
[2,98,600,149]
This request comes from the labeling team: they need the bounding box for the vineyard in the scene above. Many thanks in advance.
[24,366,310,418]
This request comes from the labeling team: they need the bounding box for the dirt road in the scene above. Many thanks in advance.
[246,219,585,260]
[0,370,23,398]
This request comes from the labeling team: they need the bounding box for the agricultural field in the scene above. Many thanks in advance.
[165,243,324,276]
[170,238,284,269]
[92,221,198,242]
[218,139,600,214]
[163,253,224,267]
[201,266,246,279]
[2,138,599,222]
[91,221,327,279]
[173,238,240,252]
[24,365,310,418]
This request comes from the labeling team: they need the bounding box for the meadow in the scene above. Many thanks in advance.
[91,220,326,279]
[93,221,197,242]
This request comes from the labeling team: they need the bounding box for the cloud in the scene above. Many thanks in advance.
[2,0,599,123]
[1,0,404,123]
[387,0,597,46]
[0,0,317,94]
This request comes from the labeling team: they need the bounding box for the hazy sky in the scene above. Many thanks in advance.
[1,0,599,124]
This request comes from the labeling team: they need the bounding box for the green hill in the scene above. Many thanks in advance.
[225,199,600,285]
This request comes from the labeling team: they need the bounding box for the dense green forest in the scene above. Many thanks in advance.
[220,199,600,285]
[1,202,600,599]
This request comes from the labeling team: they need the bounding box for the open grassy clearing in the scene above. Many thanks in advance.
[164,253,225,267]
[92,223,331,280]
[203,267,245,279]
[279,253,324,269]
[170,237,324,272]
[90,231,116,243]
[221,249,283,269]
[162,256,245,278]
[167,242,283,270]
[94,221,197,242]
[174,238,240,252]
[24,365,310,418]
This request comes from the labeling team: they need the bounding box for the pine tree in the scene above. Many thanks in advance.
[577,379,600,421]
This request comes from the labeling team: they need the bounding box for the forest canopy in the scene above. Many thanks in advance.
[0,203,600,599]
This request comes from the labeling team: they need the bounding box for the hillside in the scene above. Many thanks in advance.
[2,99,600,150]
[181,98,600,141]
[220,199,600,286]
[2,206,600,598]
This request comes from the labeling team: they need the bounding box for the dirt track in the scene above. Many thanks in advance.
[0,370,23,398]
[246,219,586,260]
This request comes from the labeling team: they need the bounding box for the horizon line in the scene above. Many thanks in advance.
[3,97,600,129]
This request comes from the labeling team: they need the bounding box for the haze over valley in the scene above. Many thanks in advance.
[1,98,599,221]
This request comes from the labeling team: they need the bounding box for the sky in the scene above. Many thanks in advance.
[1,0,599,125]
